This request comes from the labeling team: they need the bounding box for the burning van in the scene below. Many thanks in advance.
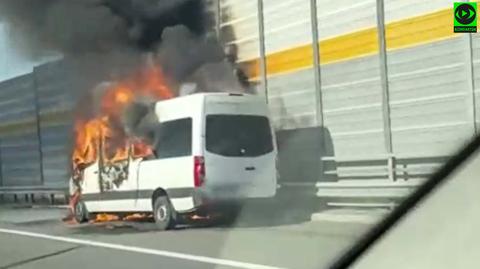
[71,92,277,230]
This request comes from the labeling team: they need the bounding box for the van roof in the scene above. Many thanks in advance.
[179,92,253,98]
[153,92,267,121]
[156,92,259,104]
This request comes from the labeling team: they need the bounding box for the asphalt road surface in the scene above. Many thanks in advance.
[0,205,371,269]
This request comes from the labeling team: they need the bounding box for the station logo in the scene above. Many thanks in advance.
[454,2,477,33]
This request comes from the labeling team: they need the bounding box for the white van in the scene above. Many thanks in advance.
[72,92,277,230]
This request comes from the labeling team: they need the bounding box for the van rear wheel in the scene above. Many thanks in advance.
[153,196,176,230]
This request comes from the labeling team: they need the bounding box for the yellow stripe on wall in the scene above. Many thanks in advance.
[244,7,455,79]
[386,8,454,50]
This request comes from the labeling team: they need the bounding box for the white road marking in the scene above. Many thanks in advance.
[0,228,285,269]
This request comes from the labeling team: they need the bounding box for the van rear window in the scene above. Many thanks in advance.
[154,118,192,159]
[206,115,273,157]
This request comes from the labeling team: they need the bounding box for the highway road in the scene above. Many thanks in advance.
[0,205,371,269]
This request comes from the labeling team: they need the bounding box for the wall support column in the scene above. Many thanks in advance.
[376,0,395,180]
[214,0,222,40]
[310,0,324,127]
[465,33,477,136]
[32,71,45,186]
[257,0,268,103]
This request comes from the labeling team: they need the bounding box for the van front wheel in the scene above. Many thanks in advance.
[153,196,175,230]
[74,200,89,223]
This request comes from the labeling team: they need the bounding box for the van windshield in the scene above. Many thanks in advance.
[206,114,273,157]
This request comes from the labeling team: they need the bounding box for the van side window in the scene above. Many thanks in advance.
[154,118,192,159]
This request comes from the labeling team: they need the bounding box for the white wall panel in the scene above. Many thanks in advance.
[267,68,317,129]
[321,55,385,156]
[220,0,260,61]
[261,0,317,131]
[317,0,377,40]
[388,37,472,156]
[220,0,474,165]
[263,0,311,54]
[385,0,458,22]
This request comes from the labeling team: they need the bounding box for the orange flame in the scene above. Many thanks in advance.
[123,213,153,222]
[89,213,152,224]
[72,65,174,176]
[94,213,120,222]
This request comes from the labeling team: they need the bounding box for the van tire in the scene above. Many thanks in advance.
[153,196,176,230]
[74,200,89,223]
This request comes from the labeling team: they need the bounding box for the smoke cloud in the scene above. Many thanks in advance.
[0,0,250,91]
[1,0,252,149]
[0,0,210,53]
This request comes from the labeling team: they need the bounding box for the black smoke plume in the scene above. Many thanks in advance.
[0,0,238,82]
[0,0,251,143]
[0,0,210,53]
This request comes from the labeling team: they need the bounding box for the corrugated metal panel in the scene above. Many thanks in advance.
[220,0,475,191]
[261,0,317,131]
[0,75,37,125]
[388,36,471,156]
[384,0,469,179]
[0,74,41,186]
[0,133,41,187]
[385,0,452,22]
[220,0,260,61]
[34,61,76,187]
[315,0,384,157]
[317,0,378,40]
[268,69,317,129]
[263,0,312,54]
[39,123,72,187]
[34,61,76,115]
[322,54,385,157]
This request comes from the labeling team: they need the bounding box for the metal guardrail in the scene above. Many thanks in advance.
[316,154,450,208]
[0,186,69,204]
[316,180,423,198]
[0,154,449,208]
[322,154,397,181]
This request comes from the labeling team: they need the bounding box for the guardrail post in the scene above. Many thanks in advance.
[257,0,268,103]
[388,156,396,181]
[402,163,408,181]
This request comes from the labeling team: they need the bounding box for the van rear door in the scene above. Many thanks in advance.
[204,113,276,199]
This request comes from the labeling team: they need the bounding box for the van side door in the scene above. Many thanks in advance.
[136,118,195,212]
[81,161,102,212]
